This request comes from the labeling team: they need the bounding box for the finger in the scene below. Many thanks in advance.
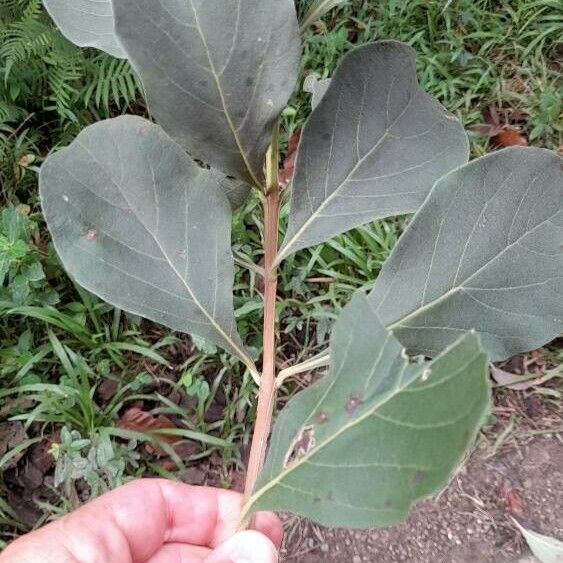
[0,479,282,563]
[147,543,210,563]
[251,512,284,550]
[205,530,279,563]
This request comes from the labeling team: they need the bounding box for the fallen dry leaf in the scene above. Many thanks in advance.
[494,128,528,147]
[471,105,528,147]
[523,349,546,373]
[491,362,559,391]
[500,482,524,516]
[0,421,28,470]
[279,129,301,186]
[118,407,179,453]
[29,439,56,473]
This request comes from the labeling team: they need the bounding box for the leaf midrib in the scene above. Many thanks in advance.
[188,0,263,189]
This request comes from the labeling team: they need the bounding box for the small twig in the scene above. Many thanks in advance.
[276,351,330,388]
[233,251,265,277]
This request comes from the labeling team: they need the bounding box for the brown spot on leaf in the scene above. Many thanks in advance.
[315,411,329,424]
[326,492,334,501]
[412,470,426,484]
[85,229,97,241]
[346,394,362,414]
[385,499,393,508]
[313,496,321,504]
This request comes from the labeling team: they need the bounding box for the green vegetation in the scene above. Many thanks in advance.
[0,0,561,540]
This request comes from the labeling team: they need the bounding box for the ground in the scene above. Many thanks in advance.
[282,435,562,562]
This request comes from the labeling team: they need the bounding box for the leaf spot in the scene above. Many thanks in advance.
[315,411,329,424]
[346,394,363,415]
[85,229,97,242]
[283,426,316,468]
[412,470,426,484]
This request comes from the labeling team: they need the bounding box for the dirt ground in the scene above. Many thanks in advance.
[281,434,562,562]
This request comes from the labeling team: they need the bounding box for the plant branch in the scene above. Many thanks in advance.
[242,135,280,527]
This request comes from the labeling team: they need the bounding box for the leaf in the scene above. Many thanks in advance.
[118,406,179,452]
[277,41,469,262]
[367,146,563,362]
[43,0,126,58]
[472,106,528,147]
[303,74,331,110]
[39,116,255,373]
[512,519,563,563]
[494,128,528,147]
[112,0,301,187]
[247,292,489,528]
[491,365,562,390]
[300,0,349,34]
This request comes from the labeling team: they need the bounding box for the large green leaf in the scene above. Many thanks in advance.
[43,0,125,58]
[112,0,301,187]
[368,146,563,361]
[247,292,489,528]
[39,116,255,373]
[277,41,469,262]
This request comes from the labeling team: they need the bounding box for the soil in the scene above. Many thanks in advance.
[281,434,563,562]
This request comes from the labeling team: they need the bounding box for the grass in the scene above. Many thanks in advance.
[0,0,562,541]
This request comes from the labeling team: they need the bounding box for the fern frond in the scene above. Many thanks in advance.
[81,53,142,113]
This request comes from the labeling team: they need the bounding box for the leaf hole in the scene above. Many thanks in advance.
[283,426,316,468]
[401,348,426,364]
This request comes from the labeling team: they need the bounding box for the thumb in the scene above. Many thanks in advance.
[205,530,279,563]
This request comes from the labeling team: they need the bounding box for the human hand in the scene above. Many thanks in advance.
[0,479,282,563]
